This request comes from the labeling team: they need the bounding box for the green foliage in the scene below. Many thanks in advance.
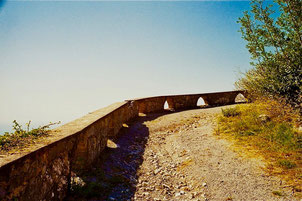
[274,123,295,146]
[272,191,283,196]
[0,120,60,153]
[237,0,302,109]
[278,159,297,169]
[69,168,128,200]
[218,102,302,165]
[71,181,107,198]
[221,107,241,117]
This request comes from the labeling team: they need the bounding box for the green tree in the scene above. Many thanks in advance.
[237,0,302,109]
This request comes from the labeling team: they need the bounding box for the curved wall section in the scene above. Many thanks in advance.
[0,90,245,201]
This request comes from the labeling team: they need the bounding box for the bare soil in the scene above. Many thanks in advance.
[67,105,298,201]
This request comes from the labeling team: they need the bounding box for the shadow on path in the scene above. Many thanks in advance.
[65,112,169,201]
[65,104,244,201]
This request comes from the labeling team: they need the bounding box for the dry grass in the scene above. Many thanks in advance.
[177,158,194,171]
[216,98,302,198]
[0,120,60,154]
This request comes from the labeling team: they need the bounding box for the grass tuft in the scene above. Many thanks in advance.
[272,191,283,196]
[69,168,129,200]
[278,160,296,169]
[221,107,241,117]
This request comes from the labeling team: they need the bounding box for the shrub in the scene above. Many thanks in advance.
[237,0,302,110]
[274,123,294,146]
[0,120,60,153]
[221,107,241,117]
[278,160,297,169]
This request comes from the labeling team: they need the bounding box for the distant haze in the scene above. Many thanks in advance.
[0,1,251,133]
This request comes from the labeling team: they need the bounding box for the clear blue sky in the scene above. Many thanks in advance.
[0,0,252,132]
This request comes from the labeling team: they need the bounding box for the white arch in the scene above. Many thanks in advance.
[235,93,246,103]
[164,100,169,110]
[197,97,206,106]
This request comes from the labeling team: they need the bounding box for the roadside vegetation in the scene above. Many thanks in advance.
[0,120,60,154]
[67,167,128,201]
[217,0,302,197]
[217,98,302,196]
[237,0,302,110]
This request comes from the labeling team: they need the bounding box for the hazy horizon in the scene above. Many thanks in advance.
[0,1,252,133]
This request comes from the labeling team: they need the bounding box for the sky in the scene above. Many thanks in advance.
[0,0,252,133]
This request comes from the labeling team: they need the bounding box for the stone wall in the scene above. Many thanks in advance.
[0,90,245,201]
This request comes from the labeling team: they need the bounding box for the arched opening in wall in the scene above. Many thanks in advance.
[164,100,170,110]
[197,97,206,107]
[107,139,119,149]
[235,93,246,103]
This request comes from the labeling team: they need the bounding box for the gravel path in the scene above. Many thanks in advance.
[67,105,298,201]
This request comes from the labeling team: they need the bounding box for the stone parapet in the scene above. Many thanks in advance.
[0,90,245,200]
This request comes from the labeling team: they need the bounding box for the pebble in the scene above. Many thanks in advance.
[154,168,161,175]
[175,190,185,197]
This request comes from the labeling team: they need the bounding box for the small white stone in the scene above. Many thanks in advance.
[154,168,161,175]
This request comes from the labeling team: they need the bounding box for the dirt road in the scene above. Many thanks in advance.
[67,105,297,201]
